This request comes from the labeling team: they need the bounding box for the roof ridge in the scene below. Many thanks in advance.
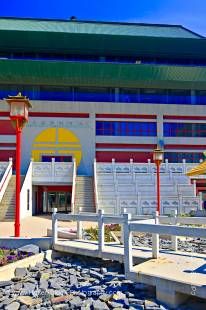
[0,16,195,29]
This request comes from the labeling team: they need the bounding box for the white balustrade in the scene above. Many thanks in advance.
[52,210,206,275]
[0,159,12,203]
[32,159,73,184]
[95,160,202,215]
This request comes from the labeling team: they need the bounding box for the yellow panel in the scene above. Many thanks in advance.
[35,128,56,143]
[58,128,79,143]
[32,127,82,166]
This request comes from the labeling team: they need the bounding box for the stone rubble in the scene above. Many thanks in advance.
[0,253,204,309]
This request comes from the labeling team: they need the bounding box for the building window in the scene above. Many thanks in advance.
[165,152,203,163]
[27,189,30,211]
[96,121,157,136]
[164,122,206,137]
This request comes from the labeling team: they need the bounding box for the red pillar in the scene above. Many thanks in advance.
[156,161,161,215]
[15,124,22,237]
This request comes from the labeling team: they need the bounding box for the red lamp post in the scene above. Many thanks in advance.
[6,93,32,237]
[153,148,164,216]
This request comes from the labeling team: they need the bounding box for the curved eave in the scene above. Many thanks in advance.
[1,59,206,89]
[1,30,206,58]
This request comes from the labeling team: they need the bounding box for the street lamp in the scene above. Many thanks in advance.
[6,93,32,237]
[153,148,164,216]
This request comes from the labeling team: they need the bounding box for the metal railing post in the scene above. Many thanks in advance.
[98,209,105,254]
[123,213,132,276]
[52,208,58,245]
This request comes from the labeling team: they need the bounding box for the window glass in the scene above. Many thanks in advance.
[96,121,157,136]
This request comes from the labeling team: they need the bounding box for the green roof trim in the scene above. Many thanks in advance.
[0,18,202,39]
[1,59,206,89]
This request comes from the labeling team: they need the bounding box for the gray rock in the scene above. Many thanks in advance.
[99,294,112,302]
[0,281,12,288]
[39,278,48,290]
[23,282,36,292]
[69,296,83,307]
[108,300,124,308]
[89,270,104,280]
[5,302,20,310]
[129,298,144,305]
[49,280,61,290]
[70,274,78,286]
[100,267,107,274]
[15,268,28,279]
[93,300,109,310]
[17,244,39,255]
[53,304,69,310]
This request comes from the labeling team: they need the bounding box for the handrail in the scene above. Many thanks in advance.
[52,209,206,282]
[93,158,99,211]
[71,159,76,213]
[20,160,33,219]
[0,159,12,203]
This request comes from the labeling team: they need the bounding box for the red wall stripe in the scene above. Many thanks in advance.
[0,143,16,147]
[0,112,90,118]
[164,115,206,120]
[96,151,153,162]
[30,112,89,118]
[96,114,156,119]
[96,143,156,149]
[0,120,15,135]
[0,150,15,161]
[165,144,206,150]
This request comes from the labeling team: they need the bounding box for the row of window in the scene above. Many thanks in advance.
[164,123,206,137]
[96,121,157,136]
[1,85,206,105]
[1,52,206,66]
[96,122,206,137]
[164,152,203,163]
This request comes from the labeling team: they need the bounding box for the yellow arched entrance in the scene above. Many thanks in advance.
[32,128,82,166]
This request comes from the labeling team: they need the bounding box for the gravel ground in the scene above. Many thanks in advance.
[0,253,205,310]
[132,234,206,254]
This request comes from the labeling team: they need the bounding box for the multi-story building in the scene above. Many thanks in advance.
[0,17,206,216]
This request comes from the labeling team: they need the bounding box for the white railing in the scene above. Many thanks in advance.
[95,159,202,215]
[94,158,99,211]
[71,158,76,213]
[20,160,33,219]
[52,210,206,273]
[32,159,74,184]
[0,159,12,203]
[96,159,200,176]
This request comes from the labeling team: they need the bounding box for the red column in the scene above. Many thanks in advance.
[156,161,161,215]
[15,124,22,237]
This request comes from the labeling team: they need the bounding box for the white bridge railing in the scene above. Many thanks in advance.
[32,159,74,184]
[52,210,206,277]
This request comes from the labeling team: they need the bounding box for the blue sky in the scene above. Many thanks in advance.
[1,0,206,36]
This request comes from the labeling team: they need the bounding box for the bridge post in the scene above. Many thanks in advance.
[121,208,127,244]
[171,210,178,251]
[123,213,132,276]
[77,221,83,239]
[52,208,58,245]
[152,211,159,258]
[98,209,105,254]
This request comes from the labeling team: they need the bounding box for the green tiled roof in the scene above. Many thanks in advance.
[1,59,206,89]
[0,18,201,39]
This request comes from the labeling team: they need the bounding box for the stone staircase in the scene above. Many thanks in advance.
[0,175,25,221]
[74,176,96,213]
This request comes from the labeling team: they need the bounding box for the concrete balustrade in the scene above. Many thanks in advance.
[52,210,206,308]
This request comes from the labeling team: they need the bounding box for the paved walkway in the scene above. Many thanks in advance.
[0,216,96,237]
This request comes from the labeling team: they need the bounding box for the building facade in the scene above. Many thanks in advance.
[0,18,206,176]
